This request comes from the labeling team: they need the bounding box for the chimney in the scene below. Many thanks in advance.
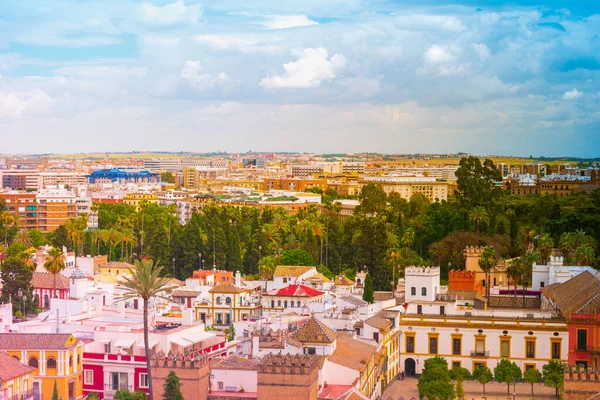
[235,271,241,287]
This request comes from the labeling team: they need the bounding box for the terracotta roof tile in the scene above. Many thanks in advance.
[339,296,367,307]
[307,272,332,283]
[209,284,244,294]
[31,272,70,290]
[334,275,354,286]
[171,289,202,297]
[364,315,392,330]
[328,334,376,372]
[291,317,337,344]
[373,291,394,301]
[0,351,36,382]
[273,266,315,277]
[99,261,136,269]
[0,333,79,350]
[211,355,258,371]
[543,271,600,314]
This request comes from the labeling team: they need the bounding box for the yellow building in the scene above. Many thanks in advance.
[122,193,159,210]
[97,261,136,284]
[195,284,261,327]
[358,177,452,202]
[0,333,84,400]
[0,351,36,399]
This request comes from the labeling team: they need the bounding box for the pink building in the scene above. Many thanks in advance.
[31,272,70,308]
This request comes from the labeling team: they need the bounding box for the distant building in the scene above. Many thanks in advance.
[358,176,451,202]
[87,168,159,185]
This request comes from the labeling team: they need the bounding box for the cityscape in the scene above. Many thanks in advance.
[1,1,600,400]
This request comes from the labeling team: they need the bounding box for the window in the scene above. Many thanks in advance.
[110,372,128,391]
[216,314,223,324]
[373,332,380,342]
[306,347,316,355]
[577,329,588,351]
[406,336,415,353]
[440,306,445,315]
[526,339,535,359]
[417,305,422,314]
[218,382,224,390]
[139,373,149,388]
[475,338,485,356]
[225,297,231,305]
[410,287,416,296]
[283,277,288,283]
[277,300,282,307]
[284,301,288,308]
[421,287,427,296]
[47,358,57,369]
[501,339,510,358]
[429,337,438,354]
[28,357,38,368]
[84,370,94,385]
[525,364,535,371]
[452,338,461,355]
[452,361,461,369]
[552,341,561,360]
[104,343,111,353]
[69,356,73,368]
[540,282,545,288]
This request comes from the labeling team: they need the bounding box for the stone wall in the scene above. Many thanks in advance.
[488,295,541,309]
[257,354,320,400]
[150,352,209,400]
[564,370,600,400]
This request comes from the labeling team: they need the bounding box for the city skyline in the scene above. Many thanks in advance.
[1,0,599,156]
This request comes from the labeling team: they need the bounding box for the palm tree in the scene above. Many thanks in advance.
[401,228,416,258]
[116,260,175,400]
[576,244,596,266]
[386,248,402,289]
[44,247,66,300]
[559,232,576,261]
[505,260,522,307]
[0,211,16,246]
[479,246,497,302]
[13,230,32,246]
[536,233,554,264]
[469,206,489,235]
[518,227,537,255]
[121,228,136,262]
[106,228,122,261]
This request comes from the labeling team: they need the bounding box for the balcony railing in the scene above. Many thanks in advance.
[470,350,489,357]
[576,346,600,353]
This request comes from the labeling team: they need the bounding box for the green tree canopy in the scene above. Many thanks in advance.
[163,370,184,400]
[473,365,493,397]
[494,359,522,395]
[362,273,374,303]
[542,360,564,398]
[279,249,316,266]
[524,367,542,398]
[418,356,455,400]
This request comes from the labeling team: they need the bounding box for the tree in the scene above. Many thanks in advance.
[44,247,66,300]
[450,366,471,400]
[524,367,542,398]
[417,356,455,400]
[469,206,489,235]
[162,370,184,400]
[117,260,175,400]
[576,244,596,265]
[86,393,101,400]
[356,183,388,215]
[0,254,36,315]
[362,273,374,303]
[473,365,492,397]
[478,246,497,302]
[505,260,522,306]
[494,359,522,395]
[537,233,554,264]
[542,360,564,398]
[52,380,59,400]
[160,172,176,184]
[279,249,316,266]
[455,156,502,209]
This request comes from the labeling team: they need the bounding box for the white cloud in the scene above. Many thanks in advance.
[180,61,229,90]
[563,88,583,100]
[424,45,455,64]
[261,48,347,89]
[0,90,54,118]
[261,15,318,30]
[54,66,148,79]
[136,0,202,27]
[193,34,285,53]
[472,43,491,60]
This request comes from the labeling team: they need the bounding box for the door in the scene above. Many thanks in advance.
[440,306,445,315]
[404,358,416,376]
[417,305,422,314]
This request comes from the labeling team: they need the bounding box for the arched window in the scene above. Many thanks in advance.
[69,356,73,367]
[47,358,57,369]
[410,287,416,296]
[421,287,427,296]
[13,355,19,361]
[28,357,39,368]
[297,301,301,308]
[271,300,275,308]
[284,301,288,308]
[277,300,281,307]
[225,297,231,305]
[216,296,221,304]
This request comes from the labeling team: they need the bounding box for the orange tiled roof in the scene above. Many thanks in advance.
[328,334,376,373]
[209,284,244,294]
[334,275,354,286]
[0,333,79,350]
[273,266,314,277]
[291,317,337,344]
[211,355,259,371]
[31,272,70,290]
[99,261,135,270]
[543,271,600,314]
[364,314,392,330]
[0,351,36,382]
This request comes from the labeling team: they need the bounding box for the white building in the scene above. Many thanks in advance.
[531,256,595,291]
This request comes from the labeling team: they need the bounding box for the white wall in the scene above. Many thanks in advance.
[211,369,257,393]
[322,359,360,385]
[405,267,440,303]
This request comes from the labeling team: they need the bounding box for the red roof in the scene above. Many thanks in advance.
[264,284,324,298]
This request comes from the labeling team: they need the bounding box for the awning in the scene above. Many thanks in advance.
[98,338,112,344]
[114,338,136,348]
[170,336,194,348]
[135,338,159,349]
[182,336,203,345]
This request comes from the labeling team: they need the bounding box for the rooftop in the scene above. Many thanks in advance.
[273,265,315,277]
[264,284,324,298]
[211,355,259,371]
[0,351,36,382]
[291,317,337,344]
[0,333,79,350]
[31,272,70,290]
[328,333,376,373]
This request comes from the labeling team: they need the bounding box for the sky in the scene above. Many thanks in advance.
[0,0,599,156]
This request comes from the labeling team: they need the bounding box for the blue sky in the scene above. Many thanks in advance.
[0,0,599,156]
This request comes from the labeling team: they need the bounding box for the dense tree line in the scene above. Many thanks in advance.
[1,157,599,292]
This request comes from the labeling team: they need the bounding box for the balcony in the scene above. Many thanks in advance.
[576,346,600,354]
[470,350,489,357]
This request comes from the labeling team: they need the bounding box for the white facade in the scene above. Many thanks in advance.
[211,368,257,393]
[404,266,441,303]
[399,314,568,375]
[531,256,595,291]
[272,267,318,289]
